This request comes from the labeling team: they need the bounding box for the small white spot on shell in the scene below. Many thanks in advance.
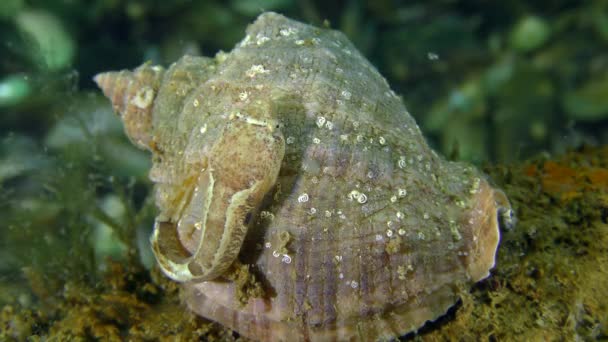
[316,116,326,127]
[339,273,344,279]
[325,121,333,130]
[335,255,343,262]
[386,229,394,238]
[341,90,352,100]
[131,86,154,109]
[295,39,305,45]
[398,228,406,236]
[282,254,292,264]
[193,99,199,107]
[379,136,386,145]
[350,280,358,289]
[264,242,272,248]
[313,137,321,144]
[239,91,248,101]
[309,207,317,214]
[396,212,404,219]
[199,124,207,134]
[298,193,309,203]
[398,189,407,197]
[375,234,383,241]
[336,67,343,73]
[286,136,295,144]
[423,213,430,220]
[272,250,281,258]
[390,195,397,203]
[398,156,407,169]
[340,134,348,141]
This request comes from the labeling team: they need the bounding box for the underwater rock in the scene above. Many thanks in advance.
[95,12,512,341]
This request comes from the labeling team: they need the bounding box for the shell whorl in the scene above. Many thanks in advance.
[94,63,165,150]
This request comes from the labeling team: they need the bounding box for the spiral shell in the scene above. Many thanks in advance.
[95,12,512,342]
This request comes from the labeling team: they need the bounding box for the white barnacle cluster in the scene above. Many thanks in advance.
[131,86,154,109]
[347,190,368,204]
[279,27,297,37]
[315,116,333,130]
[469,177,481,194]
[272,250,292,264]
[246,64,269,78]
[449,220,462,241]
[255,33,271,46]
[391,188,407,203]
[260,210,275,220]
[397,264,414,280]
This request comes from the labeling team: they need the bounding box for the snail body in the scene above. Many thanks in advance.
[95,12,511,341]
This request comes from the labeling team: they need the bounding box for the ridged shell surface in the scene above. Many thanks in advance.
[95,12,511,342]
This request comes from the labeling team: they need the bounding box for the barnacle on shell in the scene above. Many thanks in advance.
[95,12,512,342]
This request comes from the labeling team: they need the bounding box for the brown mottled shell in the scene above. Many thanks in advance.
[95,12,511,342]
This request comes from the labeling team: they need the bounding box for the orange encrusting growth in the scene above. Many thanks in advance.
[524,147,608,203]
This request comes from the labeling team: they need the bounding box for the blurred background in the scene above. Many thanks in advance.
[0,0,607,321]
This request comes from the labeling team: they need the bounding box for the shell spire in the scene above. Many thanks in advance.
[93,63,165,150]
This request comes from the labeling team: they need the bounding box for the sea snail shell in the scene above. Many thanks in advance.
[95,12,513,342]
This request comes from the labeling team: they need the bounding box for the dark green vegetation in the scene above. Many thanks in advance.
[1,1,607,340]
